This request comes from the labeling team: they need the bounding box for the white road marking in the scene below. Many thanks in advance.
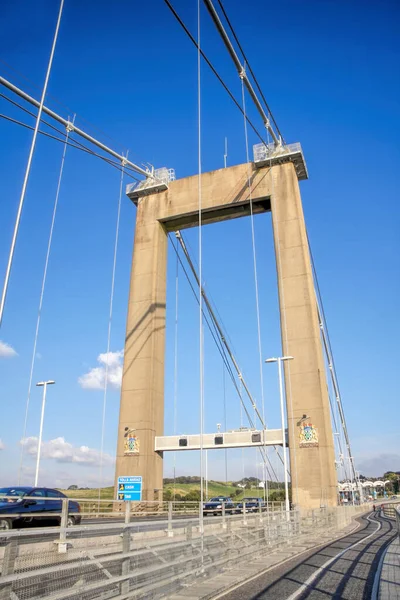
[284,514,381,600]
[371,536,390,600]
[211,519,362,600]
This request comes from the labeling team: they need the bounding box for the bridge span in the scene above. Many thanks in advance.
[1,502,398,600]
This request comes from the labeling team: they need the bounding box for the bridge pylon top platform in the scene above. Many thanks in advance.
[253,142,308,181]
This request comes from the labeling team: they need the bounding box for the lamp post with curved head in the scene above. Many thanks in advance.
[35,380,55,487]
[265,356,293,517]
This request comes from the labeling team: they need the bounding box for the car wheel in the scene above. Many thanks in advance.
[0,518,12,530]
[67,516,76,527]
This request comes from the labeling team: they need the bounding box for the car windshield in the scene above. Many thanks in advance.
[0,488,28,503]
[210,497,227,502]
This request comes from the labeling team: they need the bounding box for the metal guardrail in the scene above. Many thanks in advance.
[0,495,286,523]
[0,501,367,600]
[381,502,400,539]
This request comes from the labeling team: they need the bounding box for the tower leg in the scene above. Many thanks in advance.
[115,201,167,501]
[271,163,337,509]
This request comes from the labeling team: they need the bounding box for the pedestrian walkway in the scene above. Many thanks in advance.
[379,537,400,600]
[167,520,360,600]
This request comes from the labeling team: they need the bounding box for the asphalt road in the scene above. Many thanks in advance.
[219,511,396,600]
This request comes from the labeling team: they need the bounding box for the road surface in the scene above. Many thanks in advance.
[219,511,396,600]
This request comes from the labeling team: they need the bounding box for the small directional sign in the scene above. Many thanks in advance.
[117,476,142,501]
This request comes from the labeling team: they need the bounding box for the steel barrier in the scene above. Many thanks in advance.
[381,502,400,539]
[0,500,368,600]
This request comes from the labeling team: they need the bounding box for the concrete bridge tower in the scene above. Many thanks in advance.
[114,151,338,509]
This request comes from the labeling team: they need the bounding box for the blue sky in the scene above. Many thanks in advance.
[0,0,399,488]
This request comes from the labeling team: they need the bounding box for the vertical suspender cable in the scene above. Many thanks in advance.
[173,240,179,501]
[98,160,125,503]
[176,230,279,481]
[240,76,266,431]
[197,0,205,550]
[18,118,71,484]
[222,364,228,483]
[239,380,245,482]
[241,75,271,495]
[0,0,65,327]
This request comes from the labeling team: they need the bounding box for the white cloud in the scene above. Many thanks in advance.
[0,439,4,450]
[20,436,115,466]
[78,350,123,390]
[0,341,17,358]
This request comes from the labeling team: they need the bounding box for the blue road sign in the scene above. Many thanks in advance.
[117,476,142,501]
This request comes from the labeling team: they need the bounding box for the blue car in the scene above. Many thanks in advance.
[0,487,81,530]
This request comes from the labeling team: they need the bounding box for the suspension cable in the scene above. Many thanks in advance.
[0,94,140,180]
[18,119,71,484]
[162,0,266,146]
[241,75,272,500]
[0,112,139,182]
[0,0,65,328]
[240,76,267,432]
[168,235,246,414]
[0,56,131,153]
[97,159,125,504]
[169,235,276,482]
[215,0,284,143]
[175,231,280,481]
[0,76,149,178]
[202,0,280,145]
[307,234,356,481]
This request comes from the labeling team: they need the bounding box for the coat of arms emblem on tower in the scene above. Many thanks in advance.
[123,427,140,455]
[299,422,319,447]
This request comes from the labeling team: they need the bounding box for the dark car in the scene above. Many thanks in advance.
[237,497,265,513]
[0,487,81,530]
[203,496,236,516]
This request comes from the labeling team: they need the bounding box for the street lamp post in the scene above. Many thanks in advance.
[35,380,55,487]
[265,356,293,518]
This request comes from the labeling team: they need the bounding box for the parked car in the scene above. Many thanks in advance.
[237,497,265,513]
[0,487,81,530]
[203,497,236,516]
[390,495,398,500]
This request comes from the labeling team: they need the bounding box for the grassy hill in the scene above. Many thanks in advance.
[62,487,114,500]
[61,482,277,501]
[163,481,270,500]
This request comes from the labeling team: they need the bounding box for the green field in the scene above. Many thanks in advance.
[61,482,281,502]
[163,481,267,500]
[61,487,114,500]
